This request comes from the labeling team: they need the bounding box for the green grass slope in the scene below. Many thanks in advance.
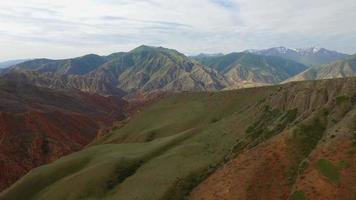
[0,86,273,200]
[1,77,356,200]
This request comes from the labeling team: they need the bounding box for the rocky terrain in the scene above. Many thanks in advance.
[1,77,355,200]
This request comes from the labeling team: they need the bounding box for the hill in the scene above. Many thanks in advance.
[247,47,349,66]
[284,54,356,83]
[0,78,128,191]
[1,77,355,200]
[192,52,307,88]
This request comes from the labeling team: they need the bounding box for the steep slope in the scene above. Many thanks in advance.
[193,52,307,87]
[2,78,355,200]
[285,54,356,83]
[248,47,349,66]
[0,79,128,191]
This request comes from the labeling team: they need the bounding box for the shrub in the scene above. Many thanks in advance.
[316,159,340,183]
[290,190,307,200]
[335,95,349,105]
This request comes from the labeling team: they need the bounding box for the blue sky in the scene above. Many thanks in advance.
[0,0,355,60]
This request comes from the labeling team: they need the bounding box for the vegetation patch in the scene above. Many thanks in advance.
[336,95,350,105]
[210,117,220,124]
[316,159,340,183]
[41,137,50,155]
[337,160,350,169]
[287,165,299,185]
[287,114,327,185]
[292,117,326,158]
[246,106,298,146]
[348,149,356,155]
[106,161,143,190]
[351,94,356,105]
[290,190,307,200]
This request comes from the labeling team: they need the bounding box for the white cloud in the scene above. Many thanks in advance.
[0,0,355,60]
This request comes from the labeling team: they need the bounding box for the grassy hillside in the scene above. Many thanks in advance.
[1,78,356,200]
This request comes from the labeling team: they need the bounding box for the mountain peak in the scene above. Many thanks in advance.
[131,45,157,52]
[295,46,322,54]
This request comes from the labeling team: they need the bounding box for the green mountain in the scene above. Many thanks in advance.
[284,54,356,83]
[192,52,307,88]
[2,77,355,200]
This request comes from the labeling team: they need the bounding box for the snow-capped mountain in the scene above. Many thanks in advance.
[246,47,349,66]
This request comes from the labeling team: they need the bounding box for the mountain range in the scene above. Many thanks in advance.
[247,46,349,66]
[2,46,230,96]
[4,45,349,96]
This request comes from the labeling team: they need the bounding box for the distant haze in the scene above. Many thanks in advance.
[0,0,355,60]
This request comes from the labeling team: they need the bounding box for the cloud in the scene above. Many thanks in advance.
[210,0,236,8]
[0,0,355,60]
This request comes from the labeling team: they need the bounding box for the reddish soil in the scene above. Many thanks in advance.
[190,123,356,200]
[0,80,128,191]
[293,132,356,200]
[190,131,295,200]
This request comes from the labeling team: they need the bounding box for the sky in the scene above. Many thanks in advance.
[0,0,355,60]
